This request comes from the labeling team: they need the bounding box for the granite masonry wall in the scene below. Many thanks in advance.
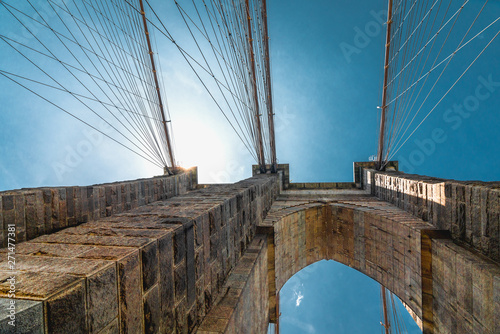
[261,189,500,333]
[432,238,500,333]
[0,168,198,247]
[260,193,434,329]
[363,169,500,263]
[0,165,498,334]
[0,174,279,333]
[197,234,269,333]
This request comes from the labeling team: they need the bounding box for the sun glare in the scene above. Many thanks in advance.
[173,117,226,170]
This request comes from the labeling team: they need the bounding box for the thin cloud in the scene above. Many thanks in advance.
[281,316,316,333]
[290,282,305,307]
[295,291,304,307]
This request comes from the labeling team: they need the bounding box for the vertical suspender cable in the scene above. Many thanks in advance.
[138,0,176,174]
[262,0,277,173]
[377,0,394,170]
[381,286,391,334]
[245,0,266,173]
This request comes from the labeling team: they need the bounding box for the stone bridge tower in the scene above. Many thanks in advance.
[0,163,498,333]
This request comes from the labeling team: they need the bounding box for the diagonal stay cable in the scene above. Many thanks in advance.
[385,26,500,166]
[0,71,164,168]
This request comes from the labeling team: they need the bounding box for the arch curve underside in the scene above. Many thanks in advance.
[261,188,499,334]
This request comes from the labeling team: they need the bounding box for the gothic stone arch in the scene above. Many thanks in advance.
[256,168,499,334]
[0,164,498,333]
[199,165,499,334]
[263,198,430,331]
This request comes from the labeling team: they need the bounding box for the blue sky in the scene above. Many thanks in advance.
[267,0,499,332]
[1,0,499,333]
[278,261,421,334]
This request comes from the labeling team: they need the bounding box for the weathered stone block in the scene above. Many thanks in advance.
[175,298,188,334]
[143,285,160,334]
[98,318,119,334]
[174,262,187,304]
[32,233,152,248]
[87,264,118,333]
[174,227,186,265]
[158,232,175,331]
[142,242,158,292]
[0,298,43,334]
[456,260,473,314]
[186,224,196,306]
[0,270,80,300]
[0,242,93,258]
[0,255,111,276]
[46,280,87,334]
[117,250,143,333]
[77,246,137,261]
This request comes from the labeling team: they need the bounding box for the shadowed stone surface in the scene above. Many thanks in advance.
[46,280,87,333]
[0,171,279,333]
[0,166,498,333]
[99,319,119,334]
[0,298,43,334]
[87,264,118,333]
[143,285,160,333]
[197,235,269,334]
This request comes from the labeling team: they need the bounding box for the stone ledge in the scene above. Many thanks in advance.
[353,161,399,188]
[0,174,280,333]
[289,182,357,190]
[252,163,290,190]
[362,168,500,264]
[0,168,198,247]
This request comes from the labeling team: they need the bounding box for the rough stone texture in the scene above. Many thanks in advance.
[143,285,161,334]
[256,170,499,334]
[252,164,289,190]
[98,319,119,334]
[87,264,118,333]
[261,190,434,326]
[117,249,143,333]
[0,168,197,246]
[0,172,279,333]
[0,254,117,333]
[432,239,500,334]
[46,281,87,333]
[353,161,399,188]
[0,165,498,334]
[364,168,500,264]
[197,235,269,334]
[0,298,43,333]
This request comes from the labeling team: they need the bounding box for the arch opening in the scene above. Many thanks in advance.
[277,259,422,333]
[266,201,428,331]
